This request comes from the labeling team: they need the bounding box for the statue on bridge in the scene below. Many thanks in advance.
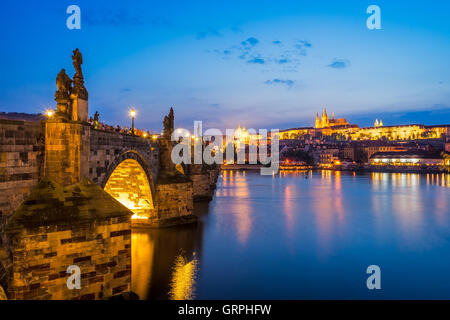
[72,48,83,77]
[53,49,89,121]
[54,69,73,119]
[71,48,88,100]
[159,107,192,183]
[163,107,175,139]
[160,108,175,176]
[56,69,72,96]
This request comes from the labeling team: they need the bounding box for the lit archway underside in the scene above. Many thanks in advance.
[104,159,154,220]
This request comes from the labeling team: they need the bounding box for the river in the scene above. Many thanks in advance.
[132,170,450,299]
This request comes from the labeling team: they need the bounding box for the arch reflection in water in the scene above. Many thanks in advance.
[132,222,203,300]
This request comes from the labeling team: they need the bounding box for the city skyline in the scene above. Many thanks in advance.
[1,0,450,132]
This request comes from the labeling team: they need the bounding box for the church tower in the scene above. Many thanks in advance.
[321,108,329,127]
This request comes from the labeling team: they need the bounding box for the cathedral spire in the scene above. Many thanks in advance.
[315,113,320,128]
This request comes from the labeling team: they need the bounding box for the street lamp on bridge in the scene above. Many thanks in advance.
[130,109,136,135]
[46,109,54,118]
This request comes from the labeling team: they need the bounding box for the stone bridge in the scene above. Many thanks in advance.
[0,49,219,300]
[0,118,218,228]
[0,114,219,300]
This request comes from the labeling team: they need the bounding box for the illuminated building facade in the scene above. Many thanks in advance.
[315,108,349,129]
[369,151,444,167]
[279,109,449,141]
[350,124,448,141]
[279,127,312,140]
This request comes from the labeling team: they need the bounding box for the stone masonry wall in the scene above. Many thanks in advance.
[0,248,11,294]
[89,129,159,187]
[186,164,220,202]
[208,165,220,195]
[0,119,44,224]
[191,174,213,201]
[132,181,196,228]
[44,121,90,186]
[156,182,193,219]
[7,219,131,300]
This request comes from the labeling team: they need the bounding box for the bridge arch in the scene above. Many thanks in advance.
[101,151,156,220]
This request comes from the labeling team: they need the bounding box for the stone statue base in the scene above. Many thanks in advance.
[70,94,88,122]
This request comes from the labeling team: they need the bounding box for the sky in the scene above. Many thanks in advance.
[1,0,449,132]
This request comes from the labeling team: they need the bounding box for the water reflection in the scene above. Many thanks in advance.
[131,232,154,300]
[133,170,450,299]
[169,252,199,300]
[132,222,203,300]
[371,172,445,245]
[283,184,296,238]
[221,170,253,246]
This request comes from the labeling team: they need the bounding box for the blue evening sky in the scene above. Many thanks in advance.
[1,0,449,131]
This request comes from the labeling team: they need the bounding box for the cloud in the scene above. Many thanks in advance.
[211,38,311,71]
[238,51,249,60]
[213,49,233,59]
[294,40,312,56]
[196,29,222,40]
[248,56,265,64]
[264,78,295,87]
[276,58,290,64]
[296,40,312,48]
[210,103,221,108]
[241,37,259,47]
[328,59,350,69]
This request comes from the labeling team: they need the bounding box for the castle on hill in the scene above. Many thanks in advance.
[279,107,448,141]
[315,108,349,129]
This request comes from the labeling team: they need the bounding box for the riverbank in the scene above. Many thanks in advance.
[221,164,263,170]
[222,164,448,174]
[332,165,447,174]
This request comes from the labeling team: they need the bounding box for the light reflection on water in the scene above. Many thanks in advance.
[133,170,450,299]
[169,253,199,300]
[132,224,202,300]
